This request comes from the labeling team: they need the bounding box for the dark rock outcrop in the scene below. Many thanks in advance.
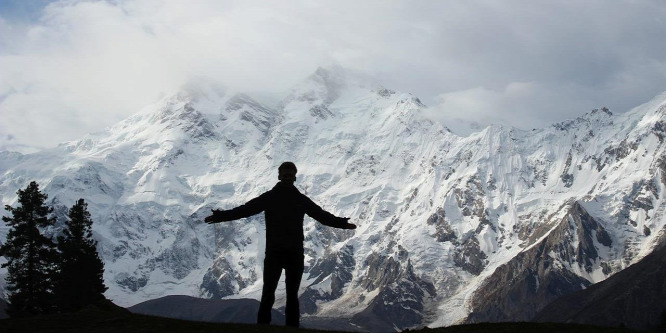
[351,247,436,332]
[300,245,355,314]
[225,93,277,135]
[466,202,611,323]
[426,208,457,243]
[533,242,666,330]
[453,235,487,276]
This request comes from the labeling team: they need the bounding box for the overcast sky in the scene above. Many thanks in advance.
[2,0,666,152]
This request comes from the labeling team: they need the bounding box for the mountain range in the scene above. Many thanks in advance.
[1,65,665,331]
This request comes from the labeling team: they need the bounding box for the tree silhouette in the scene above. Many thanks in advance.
[55,198,107,311]
[0,181,58,317]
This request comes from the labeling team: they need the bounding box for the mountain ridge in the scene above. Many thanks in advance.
[533,240,666,330]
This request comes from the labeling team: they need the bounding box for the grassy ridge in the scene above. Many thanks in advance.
[429,322,640,333]
[0,306,319,333]
[0,307,644,333]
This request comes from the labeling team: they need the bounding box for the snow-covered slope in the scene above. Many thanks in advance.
[1,66,666,331]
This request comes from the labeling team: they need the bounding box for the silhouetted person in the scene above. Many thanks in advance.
[205,162,356,327]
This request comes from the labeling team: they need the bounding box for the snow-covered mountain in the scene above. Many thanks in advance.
[1,66,666,331]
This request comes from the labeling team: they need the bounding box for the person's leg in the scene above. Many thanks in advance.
[257,254,282,325]
[284,253,305,327]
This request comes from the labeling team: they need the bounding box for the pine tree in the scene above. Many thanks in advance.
[0,181,58,317]
[55,198,107,311]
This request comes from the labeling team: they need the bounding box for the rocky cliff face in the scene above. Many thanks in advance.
[533,241,666,330]
[1,67,666,331]
[466,202,610,322]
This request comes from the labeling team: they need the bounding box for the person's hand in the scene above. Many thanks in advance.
[340,217,357,229]
[204,215,218,224]
[205,209,220,224]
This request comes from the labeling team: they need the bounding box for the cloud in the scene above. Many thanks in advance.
[1,0,666,151]
[425,82,600,135]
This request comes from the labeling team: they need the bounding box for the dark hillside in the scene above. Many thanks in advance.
[0,306,643,333]
[128,295,284,324]
[0,305,335,333]
[0,299,7,319]
[533,243,666,330]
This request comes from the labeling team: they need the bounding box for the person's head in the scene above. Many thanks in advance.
[278,162,297,184]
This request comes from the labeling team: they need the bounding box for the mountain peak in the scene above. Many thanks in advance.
[174,77,227,106]
[280,65,384,109]
[552,107,614,131]
[281,66,347,107]
[311,64,346,85]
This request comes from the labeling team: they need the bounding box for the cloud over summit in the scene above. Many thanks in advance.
[2,0,666,151]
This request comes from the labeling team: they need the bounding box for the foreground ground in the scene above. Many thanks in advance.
[0,306,648,333]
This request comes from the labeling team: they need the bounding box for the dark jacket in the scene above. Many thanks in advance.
[211,182,348,252]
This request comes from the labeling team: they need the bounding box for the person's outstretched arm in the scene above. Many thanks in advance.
[205,192,269,224]
[304,196,356,229]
